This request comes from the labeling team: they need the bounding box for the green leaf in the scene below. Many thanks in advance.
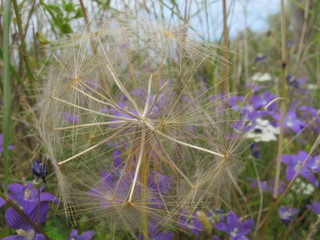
[73,7,83,18]
[36,31,50,45]
[63,2,75,12]
[43,224,65,239]
[60,23,73,34]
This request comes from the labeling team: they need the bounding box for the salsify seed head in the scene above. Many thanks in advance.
[36,14,246,236]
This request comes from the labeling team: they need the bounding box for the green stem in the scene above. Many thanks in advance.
[273,0,287,200]
[141,148,149,240]
[222,0,229,95]
[2,0,12,194]
[0,191,52,240]
[12,0,35,85]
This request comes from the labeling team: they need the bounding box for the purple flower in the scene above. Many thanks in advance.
[253,55,268,65]
[270,181,285,196]
[62,112,80,123]
[274,111,306,134]
[306,201,320,215]
[214,211,254,240]
[0,133,15,153]
[68,229,95,240]
[2,185,56,227]
[112,149,122,168]
[178,211,210,236]
[1,230,45,240]
[281,151,318,186]
[250,91,277,111]
[286,40,295,49]
[1,184,58,240]
[278,206,299,224]
[32,160,47,183]
[309,155,320,172]
[247,178,269,192]
[142,222,173,240]
[249,143,261,158]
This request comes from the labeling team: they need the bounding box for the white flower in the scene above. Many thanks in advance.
[245,118,279,142]
[291,178,315,195]
[251,73,272,82]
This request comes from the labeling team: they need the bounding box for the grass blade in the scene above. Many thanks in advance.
[2,0,12,193]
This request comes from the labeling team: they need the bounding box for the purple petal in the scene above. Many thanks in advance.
[0,196,6,208]
[1,236,26,240]
[5,202,49,229]
[238,218,254,235]
[306,201,320,214]
[214,222,228,233]
[285,167,296,181]
[5,207,31,230]
[62,112,79,123]
[39,193,59,204]
[69,229,79,238]
[78,230,95,240]
[7,184,25,204]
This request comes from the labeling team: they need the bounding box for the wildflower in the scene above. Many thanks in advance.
[269,181,285,196]
[249,143,261,158]
[244,118,279,142]
[214,211,254,240]
[253,55,268,66]
[247,178,285,195]
[247,178,269,192]
[68,229,95,240]
[178,211,212,236]
[61,112,80,123]
[2,184,58,224]
[274,110,306,134]
[138,222,173,240]
[286,40,295,49]
[278,206,299,224]
[250,91,277,111]
[251,73,272,82]
[1,184,58,240]
[291,178,315,195]
[281,151,318,187]
[306,201,320,215]
[1,229,45,240]
[32,160,47,183]
[0,133,15,153]
[309,154,320,173]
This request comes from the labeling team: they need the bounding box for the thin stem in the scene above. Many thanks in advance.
[52,96,137,123]
[140,136,149,240]
[264,97,286,110]
[273,0,287,200]
[253,160,263,237]
[2,0,12,194]
[53,121,129,130]
[142,74,153,117]
[144,121,225,158]
[58,126,131,165]
[12,0,35,84]
[306,217,320,240]
[222,0,229,95]
[295,0,310,72]
[127,129,146,202]
[97,37,141,115]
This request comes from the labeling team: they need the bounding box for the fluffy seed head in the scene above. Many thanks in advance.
[36,14,246,235]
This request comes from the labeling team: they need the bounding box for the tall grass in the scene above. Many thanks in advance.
[2,0,12,193]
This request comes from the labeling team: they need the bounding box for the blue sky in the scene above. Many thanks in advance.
[188,0,283,39]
